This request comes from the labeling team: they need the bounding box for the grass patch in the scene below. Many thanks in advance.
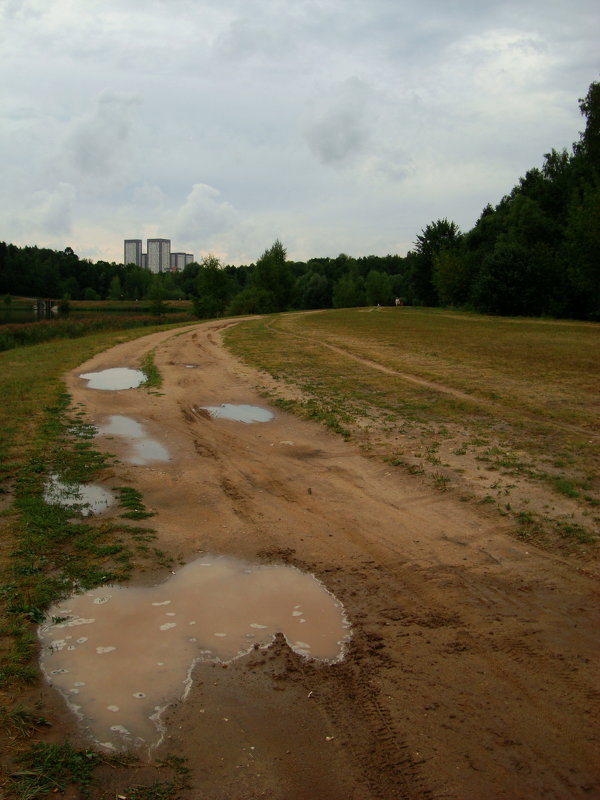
[140,348,163,389]
[10,741,102,798]
[0,703,49,739]
[8,745,190,800]
[115,486,156,520]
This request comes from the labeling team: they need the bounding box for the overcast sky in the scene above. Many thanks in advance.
[1,0,598,265]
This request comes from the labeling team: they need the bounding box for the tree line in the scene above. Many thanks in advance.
[1,81,598,320]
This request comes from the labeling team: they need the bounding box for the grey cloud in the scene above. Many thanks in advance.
[64,92,139,181]
[216,16,293,60]
[305,79,373,165]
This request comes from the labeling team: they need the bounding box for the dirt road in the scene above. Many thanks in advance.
[62,320,599,799]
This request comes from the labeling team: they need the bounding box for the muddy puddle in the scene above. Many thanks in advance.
[202,404,274,423]
[39,554,350,755]
[96,415,170,465]
[43,474,114,515]
[79,368,146,391]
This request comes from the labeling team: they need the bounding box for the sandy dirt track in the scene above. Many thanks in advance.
[61,319,599,800]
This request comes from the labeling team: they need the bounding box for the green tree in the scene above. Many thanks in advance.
[470,242,543,316]
[83,287,100,301]
[61,276,81,300]
[192,255,235,318]
[563,182,600,318]
[108,275,122,301]
[147,280,169,316]
[576,80,600,172]
[252,239,293,311]
[226,286,277,315]
[432,250,473,307]
[332,274,365,308]
[292,271,331,309]
[365,270,392,305]
[409,219,461,306]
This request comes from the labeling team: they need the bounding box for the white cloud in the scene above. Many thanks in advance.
[171,183,238,240]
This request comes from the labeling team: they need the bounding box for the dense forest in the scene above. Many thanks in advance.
[1,81,598,320]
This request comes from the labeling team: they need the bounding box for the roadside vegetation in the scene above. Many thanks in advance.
[0,302,193,353]
[224,307,599,556]
[0,322,192,799]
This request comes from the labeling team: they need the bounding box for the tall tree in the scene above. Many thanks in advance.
[409,219,461,306]
[252,239,293,311]
[365,270,392,305]
[576,80,600,173]
[193,254,235,318]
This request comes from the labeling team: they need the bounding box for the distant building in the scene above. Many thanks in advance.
[123,237,191,272]
[147,238,171,274]
[124,239,143,266]
[170,252,195,270]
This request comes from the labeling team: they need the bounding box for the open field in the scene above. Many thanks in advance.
[0,309,598,799]
[225,307,600,556]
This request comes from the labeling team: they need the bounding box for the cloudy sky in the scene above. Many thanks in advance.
[1,0,598,265]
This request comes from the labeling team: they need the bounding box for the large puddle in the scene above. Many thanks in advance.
[96,415,170,465]
[39,555,350,754]
[79,368,146,391]
[43,474,115,516]
[202,404,274,423]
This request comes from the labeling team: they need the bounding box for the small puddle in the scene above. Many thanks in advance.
[43,474,114,516]
[39,554,350,754]
[202,404,274,423]
[96,415,170,465]
[79,368,146,391]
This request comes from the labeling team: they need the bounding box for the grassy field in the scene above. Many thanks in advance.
[224,307,600,554]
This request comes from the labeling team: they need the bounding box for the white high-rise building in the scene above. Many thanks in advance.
[124,239,143,266]
[147,239,171,274]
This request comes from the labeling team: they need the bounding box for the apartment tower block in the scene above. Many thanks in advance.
[124,239,143,267]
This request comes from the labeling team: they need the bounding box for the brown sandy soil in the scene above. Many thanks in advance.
[48,319,599,799]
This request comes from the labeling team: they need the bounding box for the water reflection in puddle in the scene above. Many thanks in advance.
[79,368,146,391]
[43,474,114,516]
[202,404,274,423]
[39,554,350,754]
[96,415,170,465]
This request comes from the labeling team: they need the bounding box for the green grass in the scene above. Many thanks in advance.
[10,741,102,798]
[140,348,163,389]
[8,745,190,800]
[115,486,157,519]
